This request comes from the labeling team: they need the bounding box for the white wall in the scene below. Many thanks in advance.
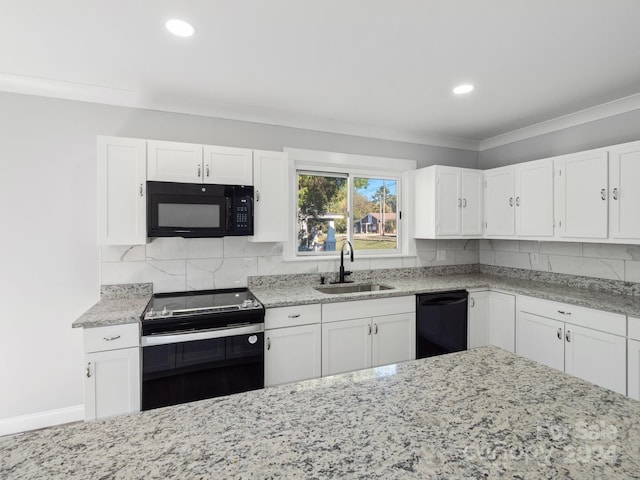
[0,91,477,431]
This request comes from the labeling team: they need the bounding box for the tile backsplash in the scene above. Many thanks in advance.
[479,240,640,283]
[100,238,477,292]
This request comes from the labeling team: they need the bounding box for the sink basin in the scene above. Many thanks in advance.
[314,283,395,294]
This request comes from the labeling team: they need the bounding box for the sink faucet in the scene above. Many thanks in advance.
[332,241,354,284]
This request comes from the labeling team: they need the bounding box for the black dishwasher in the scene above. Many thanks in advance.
[416,290,468,358]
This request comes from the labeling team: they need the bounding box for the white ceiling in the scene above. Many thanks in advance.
[2,0,640,150]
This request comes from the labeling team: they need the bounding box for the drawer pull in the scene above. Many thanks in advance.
[557,310,572,316]
[103,335,121,341]
[288,314,301,319]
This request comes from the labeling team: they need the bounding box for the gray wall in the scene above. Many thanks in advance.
[0,91,475,427]
[478,108,640,169]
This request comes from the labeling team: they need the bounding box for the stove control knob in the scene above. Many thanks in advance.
[147,309,155,318]
[252,300,260,308]
[162,306,168,316]
[241,299,252,309]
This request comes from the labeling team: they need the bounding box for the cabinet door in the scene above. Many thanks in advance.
[628,339,640,401]
[516,312,564,371]
[436,167,461,236]
[84,347,140,421]
[515,160,554,237]
[97,137,147,245]
[322,317,372,376]
[484,167,515,236]
[250,150,289,242]
[461,170,483,235]
[609,142,640,239]
[556,151,608,239]
[564,324,626,395]
[468,291,490,348]
[203,145,253,186]
[371,312,415,367]
[147,140,203,183]
[489,292,515,352]
[264,324,321,387]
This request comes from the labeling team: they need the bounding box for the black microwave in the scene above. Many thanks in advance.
[147,181,254,238]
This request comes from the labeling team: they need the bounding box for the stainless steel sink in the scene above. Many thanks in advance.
[314,283,395,294]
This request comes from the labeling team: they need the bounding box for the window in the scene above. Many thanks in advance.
[297,171,400,255]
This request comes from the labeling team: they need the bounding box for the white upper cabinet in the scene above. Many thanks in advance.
[609,141,640,239]
[484,166,515,236]
[250,150,289,242]
[203,145,253,185]
[414,165,483,238]
[97,136,147,245]
[514,159,554,237]
[484,160,553,238]
[148,140,254,185]
[555,150,609,239]
[147,140,203,183]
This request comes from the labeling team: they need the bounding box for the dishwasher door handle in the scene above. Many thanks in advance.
[419,297,467,307]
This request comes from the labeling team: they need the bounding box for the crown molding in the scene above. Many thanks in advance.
[479,92,640,151]
[0,72,479,151]
[3,72,640,154]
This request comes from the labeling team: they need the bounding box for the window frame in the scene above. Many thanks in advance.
[283,148,415,261]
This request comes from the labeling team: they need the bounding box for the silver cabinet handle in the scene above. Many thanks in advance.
[86,363,91,378]
[515,196,520,206]
[288,314,301,319]
[103,335,121,341]
[458,198,462,207]
[565,330,571,342]
[267,337,271,350]
[509,197,514,206]
[139,184,144,197]
[463,198,467,207]
[613,188,619,200]
[600,189,606,200]
[470,297,475,307]
[198,165,201,177]
[374,323,378,335]
[368,324,372,335]
[557,328,562,340]
[256,190,260,202]
[206,165,210,177]
[557,310,572,316]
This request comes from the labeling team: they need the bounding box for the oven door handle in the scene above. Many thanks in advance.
[141,324,264,346]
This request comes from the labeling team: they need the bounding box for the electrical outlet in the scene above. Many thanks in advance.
[436,250,447,261]
[530,253,539,265]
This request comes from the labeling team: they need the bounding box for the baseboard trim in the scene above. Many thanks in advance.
[0,405,84,437]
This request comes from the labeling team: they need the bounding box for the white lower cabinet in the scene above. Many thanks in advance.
[265,324,321,387]
[83,324,140,421]
[264,304,322,387]
[468,290,515,352]
[489,291,516,353]
[321,296,415,376]
[516,295,626,395]
[627,316,640,400]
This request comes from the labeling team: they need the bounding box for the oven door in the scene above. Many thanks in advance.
[147,181,228,238]
[141,324,264,411]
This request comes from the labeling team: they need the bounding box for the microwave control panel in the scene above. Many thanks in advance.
[231,197,253,233]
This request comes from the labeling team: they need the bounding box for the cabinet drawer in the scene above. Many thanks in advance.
[265,304,321,329]
[84,323,140,353]
[629,316,640,341]
[322,296,415,323]
[517,295,625,336]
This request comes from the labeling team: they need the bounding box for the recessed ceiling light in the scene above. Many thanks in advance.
[453,84,474,95]
[166,19,195,37]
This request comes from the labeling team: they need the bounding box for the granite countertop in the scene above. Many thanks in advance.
[2,347,639,479]
[73,272,640,329]
[251,273,640,318]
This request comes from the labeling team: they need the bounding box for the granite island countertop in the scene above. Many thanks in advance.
[2,347,639,479]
